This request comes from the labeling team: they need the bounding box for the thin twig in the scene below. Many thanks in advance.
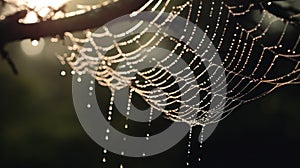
[0,47,18,74]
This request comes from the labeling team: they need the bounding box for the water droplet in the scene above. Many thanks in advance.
[60,70,66,77]
[124,124,128,129]
[77,77,82,83]
[106,129,110,133]
[87,104,91,108]
[142,153,146,157]
[89,86,94,91]
[103,149,107,153]
[31,39,39,46]
[120,164,124,168]
[102,157,106,163]
[105,136,109,141]
[121,151,124,155]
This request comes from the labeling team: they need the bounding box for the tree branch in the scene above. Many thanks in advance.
[0,47,18,74]
[0,0,147,45]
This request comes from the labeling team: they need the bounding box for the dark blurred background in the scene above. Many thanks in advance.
[0,39,299,168]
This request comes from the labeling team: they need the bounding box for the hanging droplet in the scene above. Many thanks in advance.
[106,128,110,133]
[31,39,39,46]
[102,157,106,163]
[199,126,205,147]
[148,107,154,126]
[124,124,128,129]
[60,70,66,77]
[185,127,193,166]
[125,88,133,117]
[120,164,124,168]
[107,90,114,121]
[77,77,82,83]
[103,149,107,154]
[87,104,91,109]
[71,70,76,75]
[105,136,109,141]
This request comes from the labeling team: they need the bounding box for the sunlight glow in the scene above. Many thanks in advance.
[31,39,39,46]
[20,38,45,56]
[7,0,70,10]
[5,0,69,23]
[22,11,38,24]
[24,0,69,10]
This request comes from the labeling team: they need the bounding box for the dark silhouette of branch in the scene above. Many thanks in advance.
[0,47,18,74]
[0,0,147,45]
[0,10,28,74]
[0,0,147,74]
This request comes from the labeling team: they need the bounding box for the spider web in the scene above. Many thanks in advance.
[58,0,300,127]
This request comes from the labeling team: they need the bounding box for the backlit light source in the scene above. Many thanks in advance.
[20,38,45,56]
[31,39,39,46]
[4,0,69,23]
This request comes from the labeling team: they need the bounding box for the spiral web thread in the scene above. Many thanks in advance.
[56,0,300,127]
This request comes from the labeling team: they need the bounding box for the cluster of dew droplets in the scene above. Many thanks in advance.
[102,89,115,165]
[124,88,133,129]
[53,0,300,167]
[185,125,206,166]
[58,69,115,164]
[186,127,193,167]
[58,0,300,127]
